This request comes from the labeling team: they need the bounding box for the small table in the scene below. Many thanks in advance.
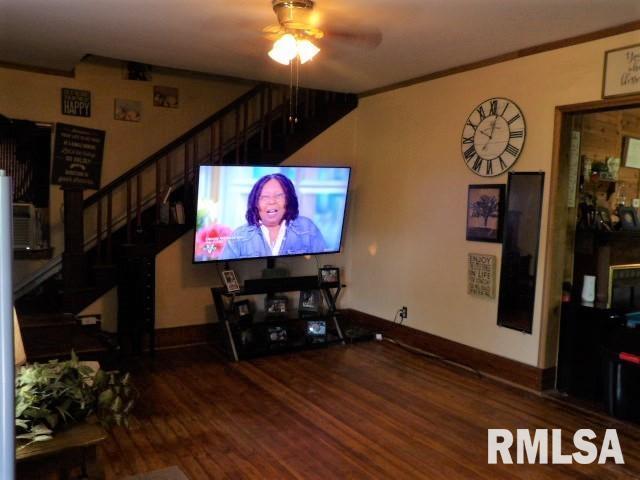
[16,422,106,479]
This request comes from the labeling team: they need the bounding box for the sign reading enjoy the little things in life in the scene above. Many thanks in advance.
[603,44,640,98]
[468,253,496,299]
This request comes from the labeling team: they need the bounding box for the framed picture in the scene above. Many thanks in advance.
[602,44,640,98]
[618,207,640,231]
[319,267,340,285]
[467,253,496,299]
[221,269,240,293]
[265,295,288,316]
[466,184,505,243]
[153,86,179,108]
[61,88,91,117]
[114,99,141,122]
[233,300,251,318]
[299,290,322,313]
[622,136,640,169]
[233,300,252,328]
[267,325,287,345]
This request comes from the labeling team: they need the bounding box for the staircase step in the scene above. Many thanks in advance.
[18,312,77,328]
[20,315,114,364]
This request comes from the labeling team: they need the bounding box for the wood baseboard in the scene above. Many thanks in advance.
[344,309,554,391]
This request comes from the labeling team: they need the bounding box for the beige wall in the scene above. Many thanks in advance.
[351,30,640,367]
[11,30,640,367]
[148,112,359,331]
[1,57,253,285]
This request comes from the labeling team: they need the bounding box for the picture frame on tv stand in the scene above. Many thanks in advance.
[299,290,322,314]
[265,295,288,316]
[222,269,240,293]
[319,267,340,285]
[233,299,253,329]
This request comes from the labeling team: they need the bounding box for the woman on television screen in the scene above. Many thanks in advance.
[219,173,326,259]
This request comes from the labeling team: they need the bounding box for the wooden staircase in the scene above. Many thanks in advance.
[16,83,357,360]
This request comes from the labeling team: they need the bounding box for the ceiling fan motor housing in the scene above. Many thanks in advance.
[272,0,318,33]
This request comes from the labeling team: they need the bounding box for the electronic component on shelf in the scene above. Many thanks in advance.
[306,319,326,344]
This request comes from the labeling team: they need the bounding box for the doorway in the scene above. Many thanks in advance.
[543,97,640,420]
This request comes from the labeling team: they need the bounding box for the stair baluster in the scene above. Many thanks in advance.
[96,197,102,265]
[106,191,113,264]
[126,179,132,244]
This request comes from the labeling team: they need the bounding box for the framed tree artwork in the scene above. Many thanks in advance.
[466,184,505,243]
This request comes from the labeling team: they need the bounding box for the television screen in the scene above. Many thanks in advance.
[193,165,350,262]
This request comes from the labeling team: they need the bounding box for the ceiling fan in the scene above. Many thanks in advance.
[263,0,382,65]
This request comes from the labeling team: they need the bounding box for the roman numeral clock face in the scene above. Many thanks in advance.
[461,98,526,177]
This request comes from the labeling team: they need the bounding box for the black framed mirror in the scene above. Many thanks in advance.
[497,172,545,333]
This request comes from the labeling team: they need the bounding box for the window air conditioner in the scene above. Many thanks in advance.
[13,203,39,250]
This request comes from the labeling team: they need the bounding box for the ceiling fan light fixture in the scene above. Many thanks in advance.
[268,33,298,65]
[297,38,319,64]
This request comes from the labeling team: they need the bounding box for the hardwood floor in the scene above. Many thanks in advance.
[96,342,640,479]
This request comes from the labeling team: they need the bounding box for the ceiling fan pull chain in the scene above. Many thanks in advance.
[295,57,300,125]
[289,59,294,126]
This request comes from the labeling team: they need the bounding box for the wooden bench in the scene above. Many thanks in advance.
[16,422,106,479]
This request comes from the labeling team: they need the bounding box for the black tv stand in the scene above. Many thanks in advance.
[211,275,344,361]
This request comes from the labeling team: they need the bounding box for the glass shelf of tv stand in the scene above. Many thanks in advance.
[233,309,339,324]
[230,311,342,359]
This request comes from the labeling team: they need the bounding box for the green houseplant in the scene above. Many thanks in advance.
[15,352,136,444]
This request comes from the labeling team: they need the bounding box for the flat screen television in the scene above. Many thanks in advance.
[193,165,351,263]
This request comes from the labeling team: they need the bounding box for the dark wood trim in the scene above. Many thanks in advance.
[345,309,550,391]
[541,366,557,391]
[539,107,566,370]
[0,60,75,78]
[359,20,640,98]
[152,323,218,350]
[87,55,259,86]
[557,95,640,114]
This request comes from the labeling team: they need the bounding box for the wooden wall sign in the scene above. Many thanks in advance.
[603,44,640,98]
[468,253,496,299]
[51,123,105,189]
[61,88,91,117]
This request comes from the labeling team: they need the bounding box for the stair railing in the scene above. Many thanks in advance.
[81,82,296,266]
[14,83,356,301]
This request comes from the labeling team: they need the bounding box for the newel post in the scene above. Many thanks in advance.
[62,186,87,311]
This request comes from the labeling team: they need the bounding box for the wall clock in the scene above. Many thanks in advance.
[461,98,526,177]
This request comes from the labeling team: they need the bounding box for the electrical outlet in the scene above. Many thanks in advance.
[400,306,407,319]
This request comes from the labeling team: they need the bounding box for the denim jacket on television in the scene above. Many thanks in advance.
[219,216,326,260]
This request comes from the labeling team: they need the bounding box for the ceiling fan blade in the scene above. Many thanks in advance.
[262,24,285,41]
[323,26,382,49]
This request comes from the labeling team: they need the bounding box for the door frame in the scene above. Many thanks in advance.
[539,94,640,385]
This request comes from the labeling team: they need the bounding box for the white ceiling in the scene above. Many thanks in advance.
[1,0,639,93]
